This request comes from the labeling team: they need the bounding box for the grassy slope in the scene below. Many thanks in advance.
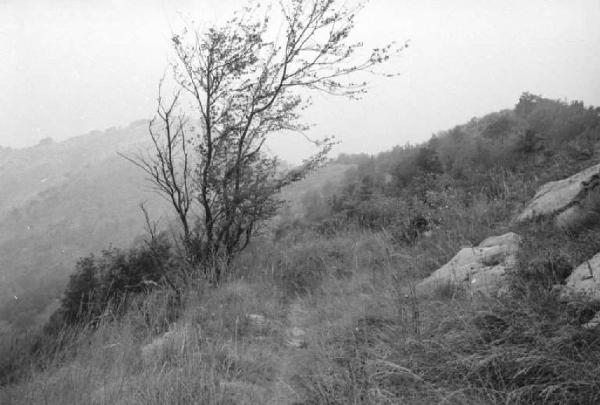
[5,168,600,404]
[3,97,600,403]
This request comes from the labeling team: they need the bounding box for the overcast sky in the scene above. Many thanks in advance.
[1,0,599,162]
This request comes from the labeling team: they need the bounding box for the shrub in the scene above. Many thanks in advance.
[56,233,173,326]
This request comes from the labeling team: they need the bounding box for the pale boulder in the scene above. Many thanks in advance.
[563,252,600,301]
[286,326,307,348]
[140,324,194,365]
[416,232,521,296]
[583,312,600,330]
[517,163,600,230]
[247,313,267,328]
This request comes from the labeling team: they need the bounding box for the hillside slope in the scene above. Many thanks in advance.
[0,121,169,331]
[0,123,353,333]
[3,94,600,404]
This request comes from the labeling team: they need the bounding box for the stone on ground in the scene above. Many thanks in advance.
[416,232,522,296]
[562,252,600,301]
[517,163,600,231]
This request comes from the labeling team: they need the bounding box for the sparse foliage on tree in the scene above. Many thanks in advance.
[128,0,404,281]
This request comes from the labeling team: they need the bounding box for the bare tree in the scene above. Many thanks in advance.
[130,0,405,281]
[123,80,194,246]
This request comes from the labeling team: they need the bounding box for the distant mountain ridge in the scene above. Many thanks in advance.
[0,120,150,218]
[0,120,350,333]
[0,121,170,331]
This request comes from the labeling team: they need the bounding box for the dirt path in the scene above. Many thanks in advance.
[267,300,312,405]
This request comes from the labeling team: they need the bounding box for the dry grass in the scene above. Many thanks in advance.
[4,188,600,404]
[0,277,287,404]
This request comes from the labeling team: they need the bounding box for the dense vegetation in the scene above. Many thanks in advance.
[281,92,600,241]
[2,92,600,403]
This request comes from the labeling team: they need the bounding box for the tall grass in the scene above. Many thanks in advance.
[3,175,600,404]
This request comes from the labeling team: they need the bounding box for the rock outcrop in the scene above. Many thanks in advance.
[562,252,600,301]
[247,313,267,328]
[140,325,193,365]
[583,312,600,330]
[517,163,600,231]
[286,326,307,348]
[416,232,521,296]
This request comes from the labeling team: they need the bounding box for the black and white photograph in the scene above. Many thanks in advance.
[1,0,600,403]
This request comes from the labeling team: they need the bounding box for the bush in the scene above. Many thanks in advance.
[55,233,173,326]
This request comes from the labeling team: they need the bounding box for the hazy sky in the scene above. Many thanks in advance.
[1,0,599,162]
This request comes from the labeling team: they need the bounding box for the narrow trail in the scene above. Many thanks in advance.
[267,300,312,405]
